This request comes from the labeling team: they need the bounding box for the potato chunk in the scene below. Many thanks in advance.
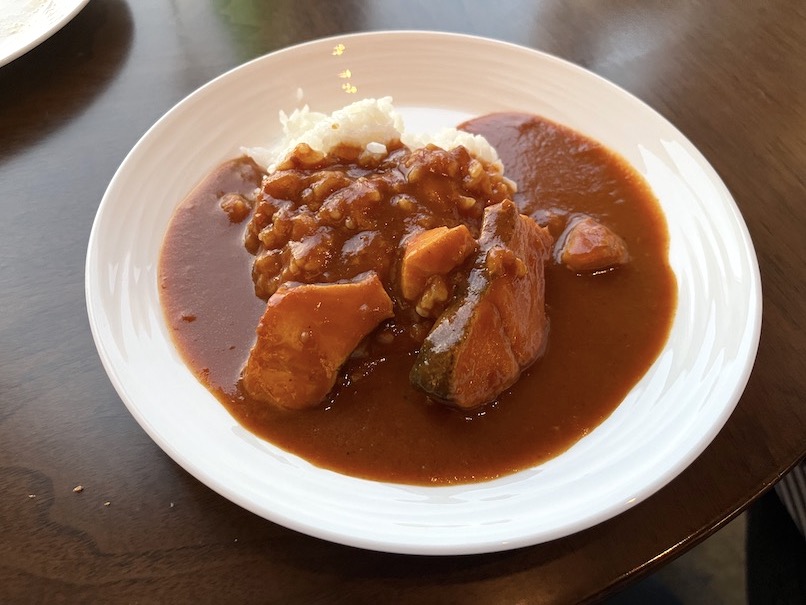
[243,272,394,409]
[559,216,629,273]
[410,200,553,409]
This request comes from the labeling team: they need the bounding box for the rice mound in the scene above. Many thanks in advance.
[244,96,502,173]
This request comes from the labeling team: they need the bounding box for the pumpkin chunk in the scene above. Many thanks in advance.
[410,200,553,409]
[243,272,393,409]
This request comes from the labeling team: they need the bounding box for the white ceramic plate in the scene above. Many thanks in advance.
[0,0,89,67]
[85,32,761,555]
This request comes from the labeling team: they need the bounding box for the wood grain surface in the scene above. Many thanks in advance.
[1,1,804,603]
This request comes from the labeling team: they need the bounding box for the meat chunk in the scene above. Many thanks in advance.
[243,272,394,410]
[410,200,553,409]
[400,225,477,317]
[559,216,629,273]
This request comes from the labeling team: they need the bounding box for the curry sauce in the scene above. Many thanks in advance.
[158,113,676,485]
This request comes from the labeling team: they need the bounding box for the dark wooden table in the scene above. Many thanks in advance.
[2,1,804,603]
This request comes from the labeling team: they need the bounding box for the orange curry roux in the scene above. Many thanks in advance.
[158,113,676,485]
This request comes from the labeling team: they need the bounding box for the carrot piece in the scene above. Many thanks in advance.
[400,225,477,302]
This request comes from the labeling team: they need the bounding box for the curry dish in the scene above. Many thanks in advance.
[159,112,676,485]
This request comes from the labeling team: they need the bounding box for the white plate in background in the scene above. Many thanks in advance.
[85,31,761,555]
[0,0,90,67]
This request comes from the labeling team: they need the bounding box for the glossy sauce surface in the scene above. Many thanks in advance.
[159,113,676,485]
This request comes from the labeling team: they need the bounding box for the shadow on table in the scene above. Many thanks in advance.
[0,0,133,164]
[747,489,806,604]
[607,489,806,605]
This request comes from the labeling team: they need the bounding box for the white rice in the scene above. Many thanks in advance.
[244,96,502,174]
[400,127,500,167]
